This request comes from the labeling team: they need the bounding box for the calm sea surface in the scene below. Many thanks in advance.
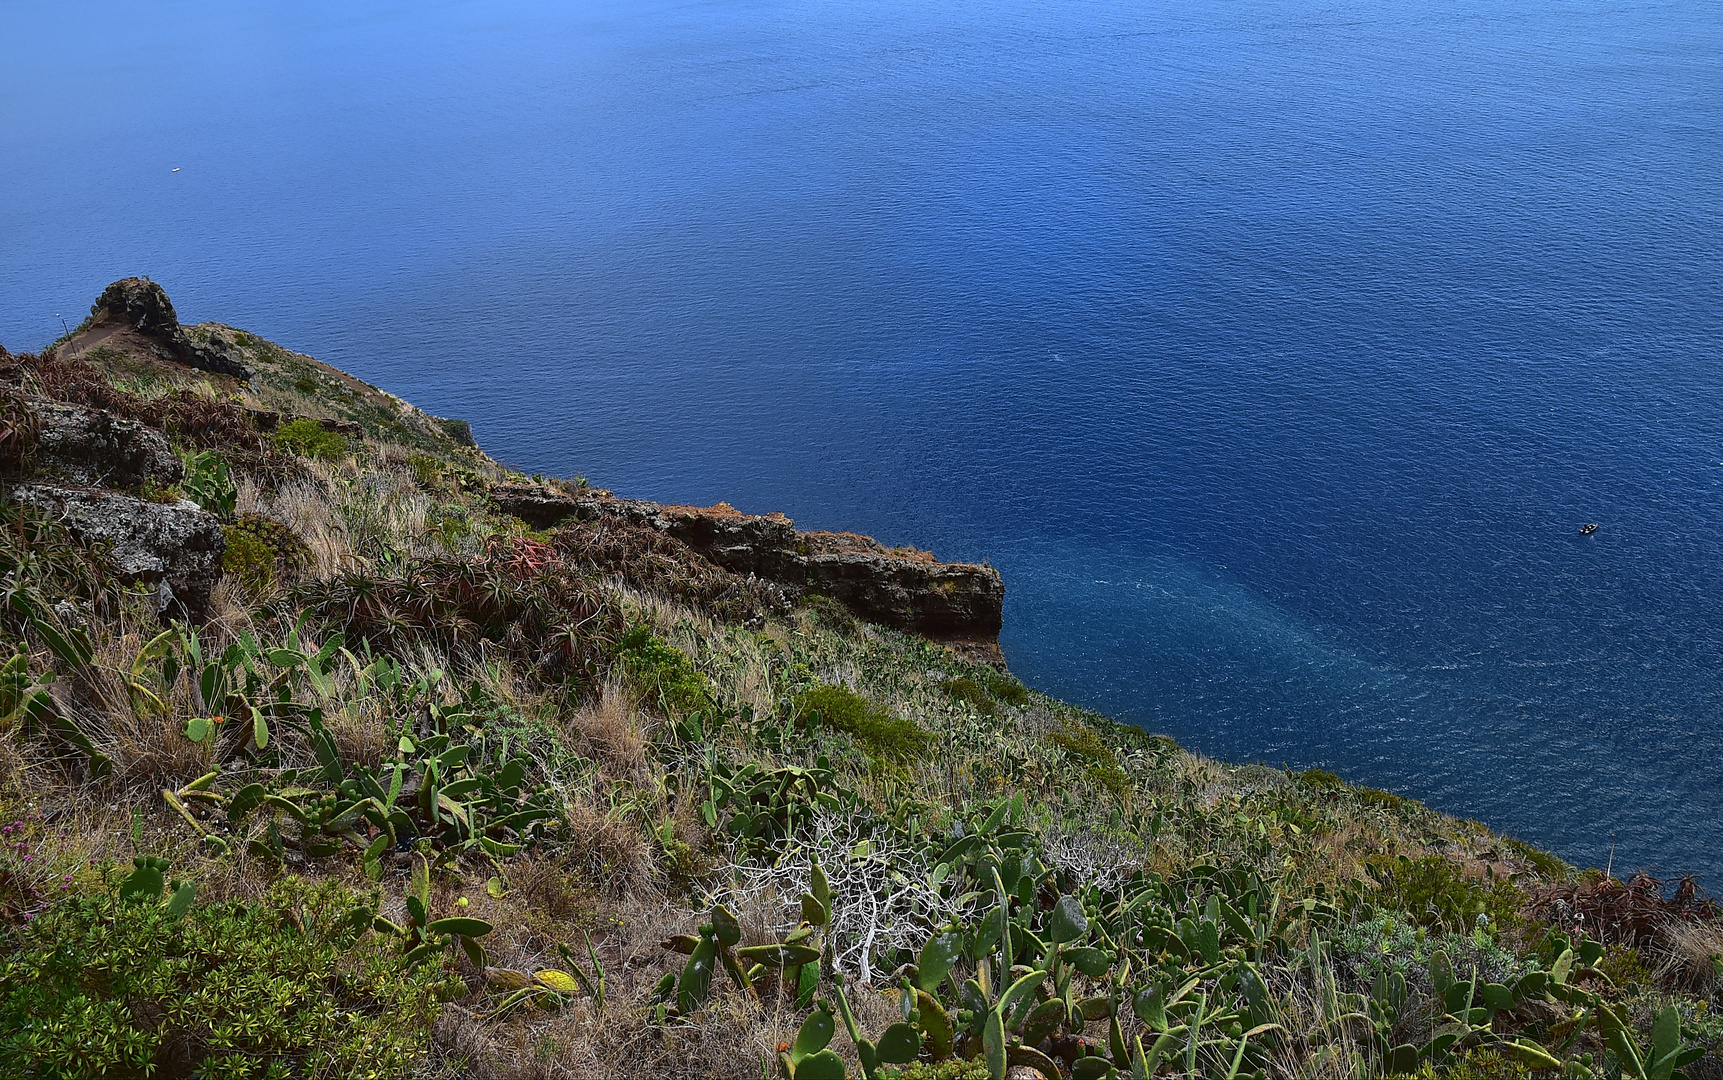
[5,0,1722,882]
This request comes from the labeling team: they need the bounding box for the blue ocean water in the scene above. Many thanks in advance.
[4,0,1722,882]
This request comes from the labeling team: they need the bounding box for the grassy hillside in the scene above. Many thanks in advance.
[1,325,1720,1079]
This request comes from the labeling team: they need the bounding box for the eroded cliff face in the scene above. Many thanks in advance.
[494,482,1005,648]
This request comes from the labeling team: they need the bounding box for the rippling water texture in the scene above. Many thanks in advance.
[5,0,1721,881]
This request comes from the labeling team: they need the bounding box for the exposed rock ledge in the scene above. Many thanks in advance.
[495,482,1004,646]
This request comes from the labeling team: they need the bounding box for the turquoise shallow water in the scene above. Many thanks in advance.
[3,0,1722,881]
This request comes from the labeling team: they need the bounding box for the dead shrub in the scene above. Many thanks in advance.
[1652,918,1723,998]
[557,798,656,898]
[563,681,650,781]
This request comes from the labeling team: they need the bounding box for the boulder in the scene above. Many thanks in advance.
[87,277,253,380]
[493,482,1004,643]
[29,401,183,490]
[10,484,225,616]
[89,277,182,339]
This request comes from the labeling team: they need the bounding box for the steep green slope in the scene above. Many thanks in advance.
[1,287,1718,1079]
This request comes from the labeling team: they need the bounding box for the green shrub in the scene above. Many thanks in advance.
[426,503,474,551]
[1086,763,1131,799]
[0,875,449,1079]
[1378,855,1525,930]
[1596,944,1651,990]
[405,453,442,489]
[977,667,1031,706]
[1333,911,1531,997]
[1358,786,1408,811]
[1299,767,1345,790]
[273,418,347,461]
[1427,1045,1535,1079]
[941,677,996,715]
[794,683,930,760]
[1043,720,1116,767]
[1505,838,1572,881]
[802,594,860,636]
[620,626,710,717]
[221,514,312,597]
[880,1059,991,1080]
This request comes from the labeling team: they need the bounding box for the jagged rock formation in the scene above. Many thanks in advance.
[77,277,254,380]
[10,485,225,615]
[494,482,1004,643]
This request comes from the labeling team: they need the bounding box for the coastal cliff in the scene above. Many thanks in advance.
[0,280,1718,1080]
[495,482,1004,650]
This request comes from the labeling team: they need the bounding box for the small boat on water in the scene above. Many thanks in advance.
[1579,523,1599,535]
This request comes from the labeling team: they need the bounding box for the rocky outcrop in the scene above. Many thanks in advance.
[494,483,1004,642]
[84,278,253,380]
[29,401,183,491]
[11,485,225,616]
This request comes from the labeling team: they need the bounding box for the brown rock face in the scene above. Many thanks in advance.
[494,483,1003,642]
[83,277,253,380]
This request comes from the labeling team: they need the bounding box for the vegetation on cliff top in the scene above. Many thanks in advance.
[0,307,1720,1079]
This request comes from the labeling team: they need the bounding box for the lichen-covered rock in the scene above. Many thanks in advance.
[10,484,224,616]
[87,277,253,380]
[493,482,1004,642]
[29,401,183,490]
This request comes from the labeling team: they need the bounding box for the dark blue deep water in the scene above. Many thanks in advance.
[5,1,1722,882]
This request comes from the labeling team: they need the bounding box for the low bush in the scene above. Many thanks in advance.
[794,682,930,760]
[977,666,1030,706]
[1299,767,1345,790]
[221,514,312,596]
[1506,838,1572,881]
[273,418,347,461]
[1085,763,1131,799]
[405,452,442,489]
[1377,854,1526,930]
[620,625,710,717]
[1043,719,1116,768]
[0,874,450,1079]
[940,676,996,715]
